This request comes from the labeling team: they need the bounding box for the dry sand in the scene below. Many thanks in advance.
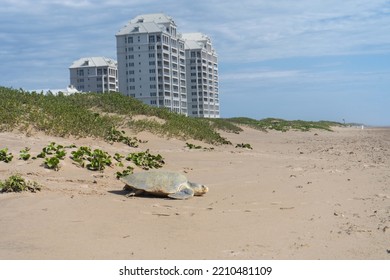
[0,126,389,260]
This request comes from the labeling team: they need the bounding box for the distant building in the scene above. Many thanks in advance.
[115,13,220,117]
[116,14,188,115]
[183,33,220,118]
[69,57,118,93]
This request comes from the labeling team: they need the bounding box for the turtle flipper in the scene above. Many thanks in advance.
[167,187,194,199]
[124,186,145,198]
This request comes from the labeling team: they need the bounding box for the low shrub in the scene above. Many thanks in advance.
[0,174,42,193]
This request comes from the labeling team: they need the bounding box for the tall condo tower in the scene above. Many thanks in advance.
[183,33,220,118]
[116,14,188,115]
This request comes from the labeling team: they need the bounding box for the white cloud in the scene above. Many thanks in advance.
[41,0,93,8]
[220,70,303,81]
[187,0,390,62]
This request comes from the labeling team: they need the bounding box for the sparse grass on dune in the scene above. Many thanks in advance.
[0,88,118,138]
[0,87,343,145]
[0,87,230,144]
[128,113,232,144]
[208,118,243,134]
[228,117,344,132]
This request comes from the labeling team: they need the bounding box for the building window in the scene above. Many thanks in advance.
[127,36,133,44]
[149,35,155,43]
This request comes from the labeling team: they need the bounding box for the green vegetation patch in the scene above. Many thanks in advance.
[116,166,134,179]
[235,143,253,149]
[129,113,231,144]
[208,118,243,134]
[0,174,42,193]
[186,142,202,149]
[0,148,13,163]
[185,142,214,151]
[71,146,112,171]
[105,127,142,147]
[0,87,231,144]
[228,117,344,132]
[36,142,67,171]
[19,147,31,160]
[125,149,164,170]
[0,87,343,145]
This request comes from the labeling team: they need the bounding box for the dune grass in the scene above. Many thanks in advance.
[228,117,344,132]
[0,87,230,144]
[0,87,342,145]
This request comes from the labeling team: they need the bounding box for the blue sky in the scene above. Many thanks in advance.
[1,0,389,125]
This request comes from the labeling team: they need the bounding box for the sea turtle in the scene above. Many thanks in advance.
[120,170,208,199]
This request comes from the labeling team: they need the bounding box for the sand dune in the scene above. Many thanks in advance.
[0,126,389,259]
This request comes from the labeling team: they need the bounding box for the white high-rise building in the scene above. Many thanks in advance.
[183,33,220,118]
[69,57,118,93]
[116,13,188,115]
[115,13,220,118]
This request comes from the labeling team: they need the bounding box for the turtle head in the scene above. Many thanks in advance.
[188,182,208,196]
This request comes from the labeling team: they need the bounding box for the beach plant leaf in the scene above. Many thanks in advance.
[0,148,13,163]
[71,146,112,171]
[235,143,253,150]
[86,149,112,171]
[37,142,66,158]
[19,147,31,160]
[70,146,91,167]
[114,152,124,162]
[116,166,134,179]
[186,142,202,149]
[44,156,60,171]
[55,148,66,159]
[125,149,164,170]
[105,127,139,147]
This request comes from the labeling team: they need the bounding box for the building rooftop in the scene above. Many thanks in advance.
[130,13,175,25]
[116,13,176,36]
[116,21,165,36]
[184,39,203,50]
[182,32,217,55]
[182,32,210,41]
[69,57,117,69]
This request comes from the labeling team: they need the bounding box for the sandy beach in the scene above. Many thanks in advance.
[0,126,389,260]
